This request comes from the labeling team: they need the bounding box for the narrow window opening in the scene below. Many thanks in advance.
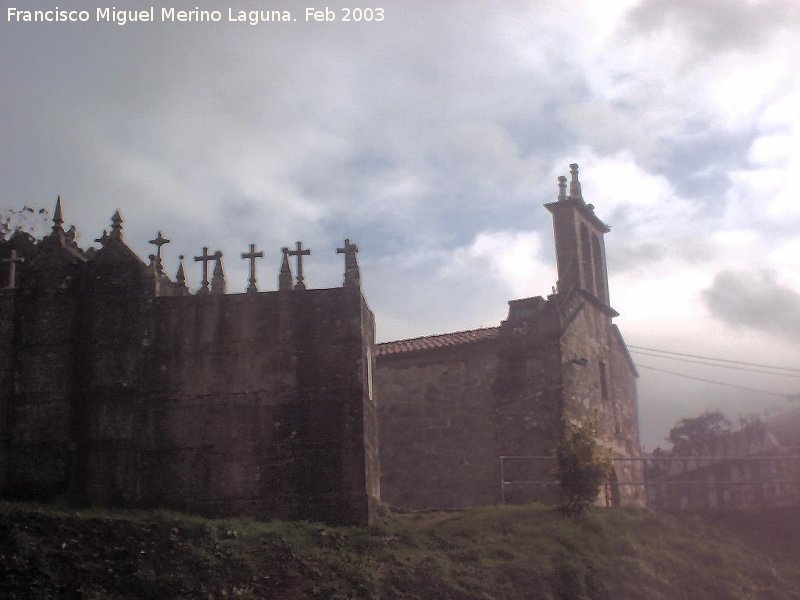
[599,360,609,402]
[592,233,606,302]
[580,222,594,293]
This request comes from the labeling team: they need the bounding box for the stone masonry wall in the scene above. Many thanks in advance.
[375,292,643,511]
[375,300,567,510]
[376,341,502,509]
[557,291,644,506]
[0,291,16,493]
[81,286,377,525]
[493,303,565,505]
[0,247,83,500]
[0,242,378,525]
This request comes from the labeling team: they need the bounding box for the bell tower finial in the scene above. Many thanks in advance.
[557,176,567,201]
[569,163,582,200]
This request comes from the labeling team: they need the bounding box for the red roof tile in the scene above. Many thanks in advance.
[375,327,500,357]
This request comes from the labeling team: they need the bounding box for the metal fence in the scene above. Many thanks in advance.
[499,454,800,509]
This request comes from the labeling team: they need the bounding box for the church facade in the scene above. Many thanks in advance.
[0,164,643,524]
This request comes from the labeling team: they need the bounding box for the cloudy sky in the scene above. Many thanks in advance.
[2,0,799,449]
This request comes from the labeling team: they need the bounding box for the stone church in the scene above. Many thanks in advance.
[0,164,642,525]
[376,165,643,509]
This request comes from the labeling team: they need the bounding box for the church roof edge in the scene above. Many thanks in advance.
[375,326,501,357]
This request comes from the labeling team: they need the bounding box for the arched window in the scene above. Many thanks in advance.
[579,223,594,294]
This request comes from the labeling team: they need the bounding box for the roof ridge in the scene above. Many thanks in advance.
[375,326,501,357]
[376,325,500,346]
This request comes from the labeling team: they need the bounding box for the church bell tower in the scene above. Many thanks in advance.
[544,164,612,307]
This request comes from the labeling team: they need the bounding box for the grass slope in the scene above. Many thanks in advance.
[1,501,799,599]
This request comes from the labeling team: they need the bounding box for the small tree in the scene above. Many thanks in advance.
[0,206,50,241]
[555,420,612,516]
[667,410,731,456]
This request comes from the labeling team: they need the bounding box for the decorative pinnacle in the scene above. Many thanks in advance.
[109,210,123,240]
[176,255,186,286]
[558,176,567,201]
[52,195,64,232]
[569,163,582,200]
[211,251,226,295]
[279,247,293,291]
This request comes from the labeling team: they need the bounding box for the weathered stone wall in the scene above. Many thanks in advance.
[557,291,644,506]
[376,341,503,509]
[0,243,84,500]
[0,238,378,526]
[493,303,565,505]
[0,290,16,492]
[375,292,644,510]
[376,300,568,509]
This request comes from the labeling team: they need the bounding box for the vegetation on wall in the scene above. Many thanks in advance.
[0,206,51,241]
[555,420,612,516]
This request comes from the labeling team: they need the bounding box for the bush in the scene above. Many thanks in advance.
[555,420,612,516]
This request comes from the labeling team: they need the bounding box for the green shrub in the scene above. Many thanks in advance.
[555,420,612,516]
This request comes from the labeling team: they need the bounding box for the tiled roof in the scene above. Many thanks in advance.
[375,327,500,357]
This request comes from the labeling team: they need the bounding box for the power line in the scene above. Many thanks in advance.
[628,345,800,373]
[629,349,800,379]
[635,363,793,398]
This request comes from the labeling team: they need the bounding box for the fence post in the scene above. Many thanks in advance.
[499,456,506,505]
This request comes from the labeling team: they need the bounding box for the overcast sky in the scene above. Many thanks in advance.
[2,0,799,449]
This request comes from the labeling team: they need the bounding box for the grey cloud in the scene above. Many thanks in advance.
[703,270,800,340]
[607,235,715,274]
[626,0,800,54]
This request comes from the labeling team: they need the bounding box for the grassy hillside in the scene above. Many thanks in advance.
[2,500,800,599]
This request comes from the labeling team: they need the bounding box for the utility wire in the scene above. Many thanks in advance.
[629,349,800,379]
[628,345,800,373]
[635,363,792,398]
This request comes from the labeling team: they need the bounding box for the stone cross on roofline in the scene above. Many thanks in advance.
[2,249,24,289]
[285,241,310,290]
[336,238,360,288]
[148,231,170,271]
[194,246,222,295]
[241,243,264,293]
